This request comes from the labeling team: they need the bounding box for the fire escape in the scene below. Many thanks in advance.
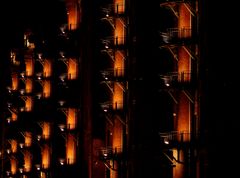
[55,24,80,169]
[2,17,81,177]
[1,30,53,178]
[158,0,200,177]
[99,2,128,178]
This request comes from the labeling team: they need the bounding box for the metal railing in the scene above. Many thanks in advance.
[100,101,124,112]
[102,36,126,48]
[160,27,193,44]
[101,68,125,80]
[98,147,122,160]
[101,3,125,16]
[159,71,194,87]
[159,130,200,145]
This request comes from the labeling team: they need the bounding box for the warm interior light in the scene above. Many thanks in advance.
[43,60,52,77]
[11,73,18,90]
[114,0,125,13]
[42,144,50,169]
[113,83,123,110]
[25,132,32,147]
[10,140,18,153]
[25,59,34,77]
[66,134,76,164]
[25,78,33,93]
[24,151,32,172]
[68,58,78,80]
[67,108,77,130]
[42,122,51,139]
[176,93,191,142]
[114,51,125,77]
[112,116,123,152]
[43,80,51,98]
[66,0,80,30]
[114,19,125,45]
[25,97,33,111]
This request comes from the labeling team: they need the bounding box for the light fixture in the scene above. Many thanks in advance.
[37,135,41,141]
[58,124,66,132]
[35,164,41,171]
[6,118,11,124]
[20,89,25,95]
[164,138,169,144]
[19,168,23,173]
[58,100,66,106]
[38,53,42,59]
[6,149,11,154]
[19,143,24,148]
[59,158,65,165]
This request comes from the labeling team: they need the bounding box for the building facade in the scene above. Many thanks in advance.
[0,0,209,178]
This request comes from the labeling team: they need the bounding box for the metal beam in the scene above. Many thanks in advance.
[182,46,198,60]
[168,90,178,104]
[167,46,179,61]
[182,90,194,103]
[183,3,196,17]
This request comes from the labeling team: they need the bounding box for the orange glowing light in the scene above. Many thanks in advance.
[43,80,51,98]
[173,149,184,178]
[178,47,191,82]
[25,132,32,147]
[25,97,33,111]
[11,73,18,90]
[67,108,77,130]
[11,112,18,121]
[10,158,17,175]
[11,140,18,153]
[25,59,34,77]
[24,151,32,172]
[113,83,123,110]
[114,0,125,14]
[25,79,33,93]
[43,60,52,77]
[42,122,51,139]
[114,51,125,77]
[114,19,125,45]
[66,134,76,164]
[68,58,78,80]
[178,4,191,38]
[42,144,50,169]
[112,116,123,151]
[176,93,191,142]
[66,0,80,30]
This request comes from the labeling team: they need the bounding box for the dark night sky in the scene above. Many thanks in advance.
[1,0,67,48]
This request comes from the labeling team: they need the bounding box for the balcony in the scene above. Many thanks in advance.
[100,101,124,112]
[98,147,114,160]
[101,3,126,17]
[160,27,195,44]
[159,131,199,147]
[101,68,125,81]
[98,147,124,171]
[102,36,126,49]
[159,71,196,88]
